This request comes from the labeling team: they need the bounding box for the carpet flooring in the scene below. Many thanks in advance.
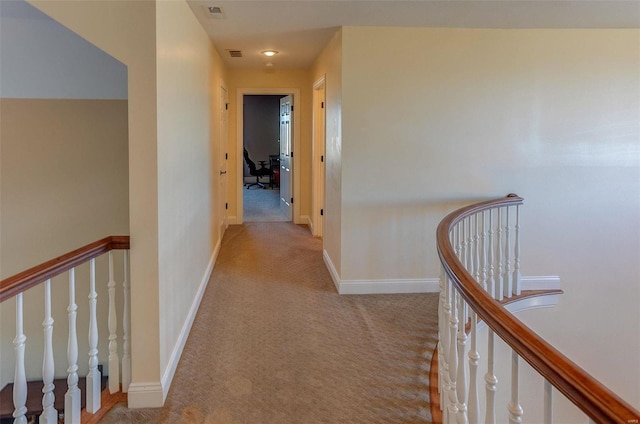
[243,187,289,222]
[100,223,439,423]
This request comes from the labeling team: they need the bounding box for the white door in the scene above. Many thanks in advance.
[219,84,229,234]
[279,95,293,220]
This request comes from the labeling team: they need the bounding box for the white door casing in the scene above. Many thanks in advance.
[219,83,228,234]
[235,88,300,224]
[312,77,326,237]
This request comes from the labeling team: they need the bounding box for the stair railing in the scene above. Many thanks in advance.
[0,236,130,424]
[435,194,639,423]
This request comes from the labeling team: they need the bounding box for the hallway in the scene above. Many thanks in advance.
[101,223,439,423]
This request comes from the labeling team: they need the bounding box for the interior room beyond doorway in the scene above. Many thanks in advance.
[242,94,288,222]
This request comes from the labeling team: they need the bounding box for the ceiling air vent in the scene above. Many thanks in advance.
[206,6,224,19]
[227,50,243,58]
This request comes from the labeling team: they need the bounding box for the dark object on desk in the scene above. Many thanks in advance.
[243,148,270,189]
[269,154,280,188]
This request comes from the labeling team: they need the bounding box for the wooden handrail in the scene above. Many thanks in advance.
[436,195,639,423]
[0,236,130,303]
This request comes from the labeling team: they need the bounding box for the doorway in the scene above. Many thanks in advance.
[242,94,286,222]
[236,88,300,224]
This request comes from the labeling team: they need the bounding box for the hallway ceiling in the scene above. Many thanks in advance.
[186,1,640,69]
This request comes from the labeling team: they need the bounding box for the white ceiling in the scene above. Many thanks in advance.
[186,0,640,69]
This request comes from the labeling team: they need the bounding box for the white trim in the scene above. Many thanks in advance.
[476,292,561,331]
[236,87,301,225]
[212,237,222,267]
[339,278,440,295]
[311,76,326,238]
[505,293,560,313]
[160,251,216,399]
[322,250,441,295]
[161,249,217,405]
[520,276,561,291]
[127,382,164,408]
[300,214,312,229]
[320,267,561,295]
[227,215,238,225]
[220,79,230,233]
[322,249,340,293]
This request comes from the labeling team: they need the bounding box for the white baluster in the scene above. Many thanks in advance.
[504,206,512,298]
[508,351,524,424]
[465,217,475,277]
[462,218,469,271]
[480,211,488,292]
[484,329,497,424]
[65,269,81,424]
[496,208,504,301]
[487,210,495,299]
[438,267,446,396]
[455,223,463,262]
[474,213,482,287]
[87,258,101,413]
[448,290,459,422]
[456,295,469,424]
[40,279,58,424]
[122,251,131,393]
[107,252,120,393]
[544,379,553,424]
[13,293,28,424]
[468,310,480,423]
[513,204,521,296]
[441,276,452,419]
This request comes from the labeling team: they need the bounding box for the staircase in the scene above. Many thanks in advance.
[0,237,130,424]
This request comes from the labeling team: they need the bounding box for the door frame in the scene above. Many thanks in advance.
[312,76,326,237]
[235,87,301,224]
[218,80,229,237]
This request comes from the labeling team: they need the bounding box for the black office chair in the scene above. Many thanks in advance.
[243,148,270,189]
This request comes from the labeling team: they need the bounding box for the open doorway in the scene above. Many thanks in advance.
[236,88,300,224]
[242,94,286,221]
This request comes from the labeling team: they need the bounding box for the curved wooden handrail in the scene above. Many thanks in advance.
[436,195,639,423]
[0,236,130,303]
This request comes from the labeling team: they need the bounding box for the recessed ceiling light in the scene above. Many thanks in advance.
[262,50,278,57]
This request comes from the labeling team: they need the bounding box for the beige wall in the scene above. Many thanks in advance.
[0,99,129,388]
[311,29,343,276]
[25,0,225,407]
[155,0,217,391]
[0,99,129,276]
[27,0,162,404]
[338,26,639,407]
[226,68,313,223]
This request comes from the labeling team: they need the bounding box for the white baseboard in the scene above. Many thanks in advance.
[322,250,340,293]
[128,246,219,408]
[505,292,561,314]
[228,215,238,225]
[160,249,217,402]
[322,249,440,295]
[127,382,164,408]
[320,251,561,296]
[300,215,312,230]
[339,278,440,295]
[520,276,561,291]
